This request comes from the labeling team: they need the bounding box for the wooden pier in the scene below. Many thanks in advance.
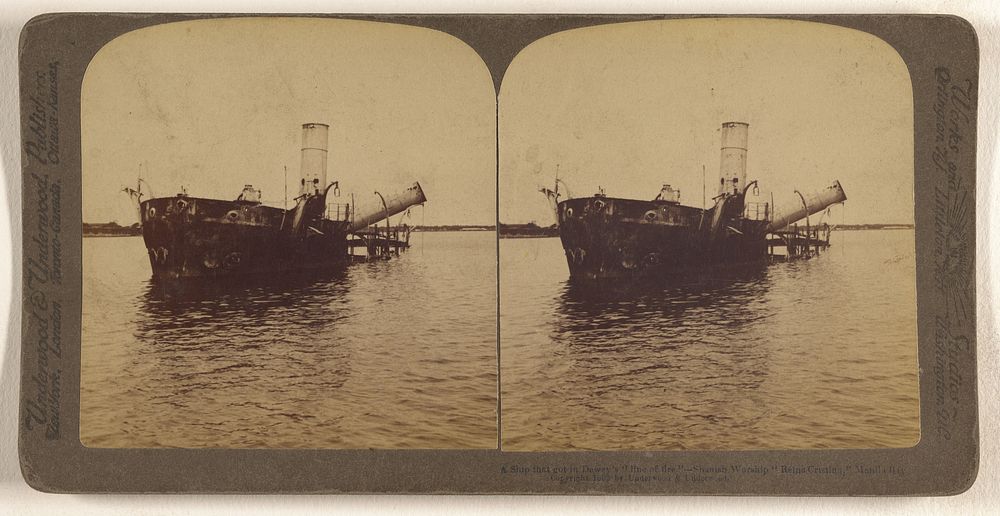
[349,225,412,260]
[767,222,832,262]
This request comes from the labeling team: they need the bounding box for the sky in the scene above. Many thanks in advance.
[82,17,914,228]
[499,18,914,226]
[82,17,496,226]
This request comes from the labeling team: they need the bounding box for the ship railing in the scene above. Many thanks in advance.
[744,201,770,222]
[326,202,352,222]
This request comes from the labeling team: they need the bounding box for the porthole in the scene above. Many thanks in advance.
[224,252,242,268]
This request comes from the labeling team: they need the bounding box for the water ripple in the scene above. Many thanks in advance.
[500,230,920,451]
[81,232,498,449]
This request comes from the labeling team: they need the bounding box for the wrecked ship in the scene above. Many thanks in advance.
[136,123,427,281]
[548,122,847,282]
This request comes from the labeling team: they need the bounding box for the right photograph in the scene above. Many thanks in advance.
[498,18,919,451]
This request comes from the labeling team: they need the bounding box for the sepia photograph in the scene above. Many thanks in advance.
[499,18,920,451]
[79,17,498,448]
[13,10,983,496]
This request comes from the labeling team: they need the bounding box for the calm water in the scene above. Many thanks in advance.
[81,231,497,448]
[500,230,920,451]
[82,229,919,451]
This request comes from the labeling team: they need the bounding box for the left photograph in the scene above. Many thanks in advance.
[80,18,498,448]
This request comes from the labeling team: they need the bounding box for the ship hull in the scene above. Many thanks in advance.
[557,196,769,283]
[140,196,349,281]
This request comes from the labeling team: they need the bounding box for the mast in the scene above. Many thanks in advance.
[702,164,706,209]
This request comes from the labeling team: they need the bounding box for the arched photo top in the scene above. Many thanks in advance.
[78,17,502,451]
[497,17,921,454]
[499,18,914,229]
[81,17,496,228]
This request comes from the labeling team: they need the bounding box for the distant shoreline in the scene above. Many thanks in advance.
[83,222,142,237]
[81,222,914,238]
[494,223,915,238]
[81,222,500,237]
[411,225,495,232]
[830,224,915,231]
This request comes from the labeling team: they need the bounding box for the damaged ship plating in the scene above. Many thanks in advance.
[138,123,427,280]
[551,122,847,282]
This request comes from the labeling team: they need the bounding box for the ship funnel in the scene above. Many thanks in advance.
[718,122,749,196]
[765,180,847,232]
[348,182,428,232]
[299,123,329,197]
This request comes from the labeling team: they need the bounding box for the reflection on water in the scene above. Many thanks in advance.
[137,269,354,337]
[131,273,356,432]
[81,232,497,449]
[555,266,771,331]
[501,230,920,451]
[553,273,773,402]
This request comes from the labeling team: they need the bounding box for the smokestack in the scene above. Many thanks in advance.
[299,123,329,197]
[766,180,848,232]
[347,182,428,232]
[719,122,749,196]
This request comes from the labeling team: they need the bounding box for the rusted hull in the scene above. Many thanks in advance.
[557,196,769,283]
[140,196,350,281]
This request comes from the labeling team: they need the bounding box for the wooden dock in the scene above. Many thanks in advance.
[767,223,832,262]
[349,225,412,260]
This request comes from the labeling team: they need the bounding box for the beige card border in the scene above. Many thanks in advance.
[17,13,978,494]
